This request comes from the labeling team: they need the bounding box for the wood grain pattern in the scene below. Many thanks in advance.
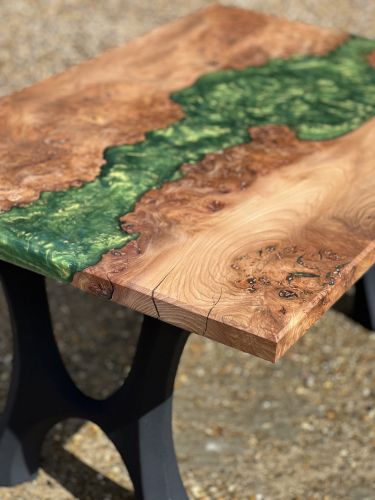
[0,5,347,211]
[0,5,374,361]
[74,119,375,361]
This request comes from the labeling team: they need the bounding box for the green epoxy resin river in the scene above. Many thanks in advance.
[1,36,375,282]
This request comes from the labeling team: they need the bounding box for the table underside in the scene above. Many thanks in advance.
[0,5,374,361]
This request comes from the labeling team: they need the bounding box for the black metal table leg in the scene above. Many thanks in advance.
[101,315,189,499]
[0,261,189,500]
[352,265,375,331]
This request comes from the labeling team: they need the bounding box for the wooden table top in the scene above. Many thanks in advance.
[0,5,374,361]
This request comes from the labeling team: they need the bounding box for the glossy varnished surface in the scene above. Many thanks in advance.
[0,5,374,360]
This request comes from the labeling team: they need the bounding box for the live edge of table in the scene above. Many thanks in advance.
[0,4,374,364]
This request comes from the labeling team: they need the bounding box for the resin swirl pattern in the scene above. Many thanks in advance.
[0,36,375,281]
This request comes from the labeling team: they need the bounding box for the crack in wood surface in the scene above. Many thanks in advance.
[106,274,115,301]
[151,263,179,319]
[203,288,223,336]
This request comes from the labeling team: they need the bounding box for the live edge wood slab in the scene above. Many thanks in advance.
[0,5,374,362]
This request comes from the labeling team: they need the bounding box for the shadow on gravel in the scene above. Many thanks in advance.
[42,420,135,500]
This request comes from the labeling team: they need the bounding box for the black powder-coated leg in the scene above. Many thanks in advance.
[101,315,188,499]
[352,266,375,331]
[0,261,81,485]
[0,261,189,500]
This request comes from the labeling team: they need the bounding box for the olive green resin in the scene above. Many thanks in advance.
[1,36,375,281]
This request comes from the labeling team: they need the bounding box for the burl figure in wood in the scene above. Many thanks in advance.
[0,6,374,361]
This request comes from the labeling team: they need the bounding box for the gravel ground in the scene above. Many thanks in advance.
[0,1,374,499]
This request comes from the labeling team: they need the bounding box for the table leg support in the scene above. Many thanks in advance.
[102,315,189,500]
[353,266,375,331]
[0,262,80,485]
[0,261,189,500]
